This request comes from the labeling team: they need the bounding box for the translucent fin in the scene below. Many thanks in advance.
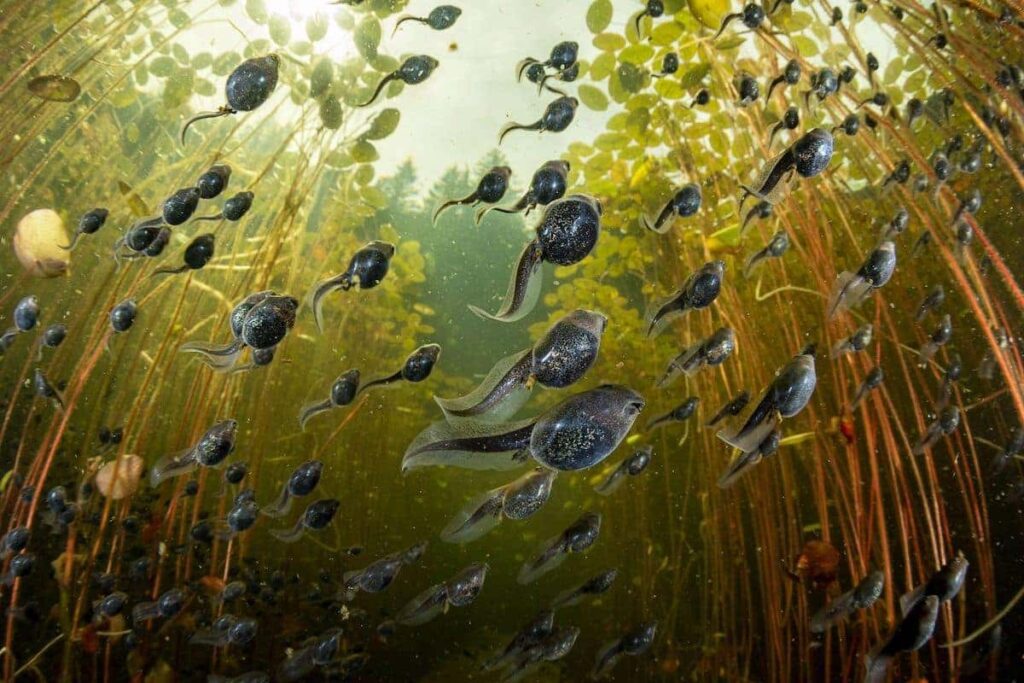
[180,108,233,145]
[309,274,348,333]
[827,272,873,318]
[260,483,292,518]
[830,339,852,359]
[656,346,700,387]
[595,465,627,496]
[517,537,567,584]
[644,293,686,339]
[59,232,81,251]
[912,422,941,455]
[641,202,676,234]
[179,339,244,371]
[469,241,543,323]
[150,447,197,487]
[898,584,925,616]
[299,398,333,431]
[269,518,306,544]
[862,649,890,683]
[402,418,536,473]
[440,487,505,543]
[498,120,543,145]
[591,640,624,680]
[435,349,533,424]
[716,449,763,488]
[396,583,448,626]
[357,72,396,108]
[357,370,403,396]
[917,342,939,368]
[189,629,229,647]
[278,645,317,683]
[743,249,769,279]
[810,588,856,633]
[131,600,161,624]
[717,417,775,455]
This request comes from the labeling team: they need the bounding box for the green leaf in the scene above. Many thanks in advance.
[354,16,381,60]
[350,140,378,163]
[212,51,241,77]
[578,84,609,111]
[620,44,654,65]
[306,12,329,42]
[679,63,710,88]
[650,22,683,46]
[366,108,400,139]
[245,0,267,24]
[589,52,616,80]
[654,78,684,99]
[593,32,625,52]
[192,52,213,70]
[319,96,343,129]
[715,35,745,51]
[586,0,613,33]
[792,35,818,56]
[169,8,190,29]
[149,56,175,77]
[618,62,645,92]
[310,58,334,99]
[269,14,292,45]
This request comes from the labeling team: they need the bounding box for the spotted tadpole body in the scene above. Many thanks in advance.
[197,164,231,199]
[634,0,664,36]
[742,128,834,206]
[849,366,884,410]
[193,191,254,223]
[768,106,800,147]
[913,404,959,454]
[479,160,568,222]
[396,562,488,626]
[436,309,606,423]
[340,541,428,600]
[915,285,945,321]
[766,59,801,100]
[310,241,395,332]
[646,260,724,337]
[596,446,652,495]
[827,240,897,318]
[299,369,360,429]
[499,96,578,145]
[550,568,618,609]
[810,570,884,632]
[150,419,237,486]
[131,587,186,623]
[270,498,340,543]
[592,621,658,680]
[715,3,766,38]
[718,344,817,454]
[359,343,441,395]
[13,295,39,332]
[152,233,215,276]
[898,550,968,615]
[744,230,789,278]
[61,208,108,250]
[33,368,64,410]
[392,5,461,35]
[657,327,735,385]
[642,183,702,233]
[359,55,439,107]
[707,391,751,428]
[264,458,323,518]
[404,384,644,473]
[518,511,601,584]
[441,467,557,543]
[483,609,556,672]
[864,596,939,683]
[181,55,279,143]
[181,291,297,371]
[832,323,873,358]
[646,396,700,432]
[516,41,579,82]
[433,165,511,223]
[470,194,601,322]
[109,299,137,334]
[917,313,952,367]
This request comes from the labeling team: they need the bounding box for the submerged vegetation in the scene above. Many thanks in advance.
[1,0,1023,681]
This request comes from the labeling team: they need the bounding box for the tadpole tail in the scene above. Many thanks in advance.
[391,14,426,37]
[191,213,224,223]
[765,75,785,101]
[299,398,333,431]
[432,192,478,224]
[269,518,306,544]
[357,370,403,396]
[179,339,244,371]
[151,264,189,277]
[515,57,540,82]
[714,13,740,39]
[357,73,396,108]
[498,120,542,145]
[260,484,293,519]
[59,232,81,251]
[633,9,648,37]
[768,122,784,147]
[310,273,349,333]
[180,107,234,145]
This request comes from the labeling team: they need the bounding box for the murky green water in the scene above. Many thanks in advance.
[1,0,1023,681]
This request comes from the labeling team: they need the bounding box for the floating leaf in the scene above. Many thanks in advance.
[350,140,378,163]
[310,58,334,99]
[679,63,711,88]
[792,35,818,56]
[650,22,683,46]
[169,8,189,29]
[593,33,625,52]
[716,36,745,51]
[590,52,616,80]
[149,56,175,77]
[366,108,400,139]
[620,44,654,65]
[688,0,729,28]
[354,16,381,61]
[245,0,267,24]
[586,0,613,33]
[212,51,241,77]
[193,52,213,70]
[306,12,329,42]
[171,43,189,65]
[269,14,292,45]
[618,63,644,92]
[578,84,609,111]
[27,75,81,102]
[319,96,343,129]
[654,78,684,99]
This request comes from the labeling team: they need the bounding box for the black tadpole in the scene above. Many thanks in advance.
[358,55,439,108]
[392,5,462,36]
[181,55,279,144]
[193,191,254,223]
[433,166,512,224]
[152,234,215,277]
[499,96,578,145]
